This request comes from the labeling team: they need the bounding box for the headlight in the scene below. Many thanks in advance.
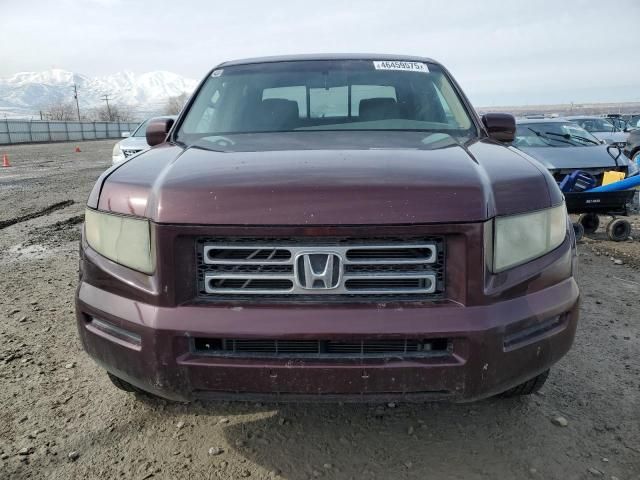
[112,143,124,163]
[84,208,154,274]
[491,203,567,272]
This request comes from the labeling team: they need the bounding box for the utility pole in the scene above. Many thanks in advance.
[101,94,112,121]
[72,84,81,121]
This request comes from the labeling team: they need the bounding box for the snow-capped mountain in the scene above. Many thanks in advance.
[0,68,198,119]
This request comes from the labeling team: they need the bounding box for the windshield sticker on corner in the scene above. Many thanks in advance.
[211,69,223,77]
[373,61,429,73]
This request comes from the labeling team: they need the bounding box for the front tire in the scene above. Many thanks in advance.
[500,369,549,397]
[107,372,147,394]
[572,222,584,242]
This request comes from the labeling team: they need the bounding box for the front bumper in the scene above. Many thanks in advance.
[76,275,579,403]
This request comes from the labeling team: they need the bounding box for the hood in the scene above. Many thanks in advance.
[513,144,628,170]
[96,139,558,225]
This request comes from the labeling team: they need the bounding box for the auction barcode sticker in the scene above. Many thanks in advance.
[373,61,429,73]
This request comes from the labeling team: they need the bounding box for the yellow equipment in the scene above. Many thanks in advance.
[602,171,625,186]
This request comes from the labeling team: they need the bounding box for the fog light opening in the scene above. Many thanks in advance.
[86,315,142,348]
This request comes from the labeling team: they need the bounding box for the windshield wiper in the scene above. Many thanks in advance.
[566,134,599,145]
[527,128,574,146]
[543,131,599,145]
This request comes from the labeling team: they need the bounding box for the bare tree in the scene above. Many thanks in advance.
[88,103,137,122]
[44,101,76,120]
[110,103,136,122]
[87,105,110,121]
[164,93,189,115]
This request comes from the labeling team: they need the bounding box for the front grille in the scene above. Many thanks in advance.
[122,148,143,158]
[193,337,451,358]
[196,237,444,302]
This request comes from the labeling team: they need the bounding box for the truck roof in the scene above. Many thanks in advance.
[219,53,439,68]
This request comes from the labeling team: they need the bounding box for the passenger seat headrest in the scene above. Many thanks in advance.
[359,98,399,121]
[256,99,300,130]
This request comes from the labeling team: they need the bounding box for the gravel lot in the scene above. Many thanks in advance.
[0,140,639,480]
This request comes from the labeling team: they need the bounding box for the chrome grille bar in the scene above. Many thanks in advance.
[204,246,292,264]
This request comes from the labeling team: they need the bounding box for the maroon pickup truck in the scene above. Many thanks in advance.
[75,54,579,403]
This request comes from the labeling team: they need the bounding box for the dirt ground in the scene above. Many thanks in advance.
[0,140,638,480]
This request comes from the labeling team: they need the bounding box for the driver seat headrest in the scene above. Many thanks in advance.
[255,99,300,130]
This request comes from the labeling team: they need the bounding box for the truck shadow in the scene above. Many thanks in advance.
[198,395,548,479]
[10,391,566,480]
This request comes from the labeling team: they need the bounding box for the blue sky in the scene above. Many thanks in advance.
[1,0,639,106]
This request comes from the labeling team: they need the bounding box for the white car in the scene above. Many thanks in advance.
[112,116,177,164]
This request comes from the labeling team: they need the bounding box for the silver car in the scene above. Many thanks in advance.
[565,115,628,146]
[512,118,637,179]
[112,116,177,164]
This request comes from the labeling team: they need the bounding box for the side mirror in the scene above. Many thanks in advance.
[121,131,130,138]
[482,113,516,143]
[146,117,175,146]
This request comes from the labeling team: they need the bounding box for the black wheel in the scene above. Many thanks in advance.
[107,372,146,394]
[500,369,549,398]
[572,222,584,242]
[578,213,599,234]
[606,218,631,242]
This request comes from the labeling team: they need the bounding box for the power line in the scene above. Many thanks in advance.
[72,84,81,121]
[101,94,113,121]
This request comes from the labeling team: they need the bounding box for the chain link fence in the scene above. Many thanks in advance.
[0,119,140,145]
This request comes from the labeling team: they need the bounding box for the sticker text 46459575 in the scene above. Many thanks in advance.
[373,61,429,73]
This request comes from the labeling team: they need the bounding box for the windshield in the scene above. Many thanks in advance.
[606,117,626,130]
[132,119,150,137]
[176,60,477,147]
[570,118,616,133]
[627,115,640,129]
[514,122,601,147]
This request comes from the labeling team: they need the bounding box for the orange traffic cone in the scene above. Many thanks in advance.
[2,154,10,167]
[75,146,81,153]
